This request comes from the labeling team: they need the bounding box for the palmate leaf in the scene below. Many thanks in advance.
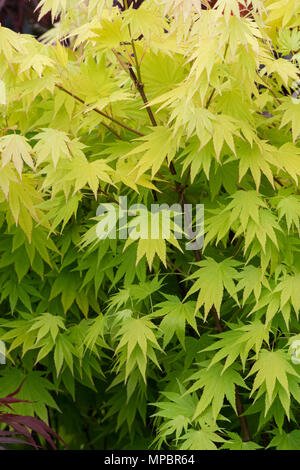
[125,127,179,179]
[82,314,107,352]
[151,295,198,348]
[251,273,300,326]
[151,382,199,447]
[180,138,214,182]
[0,26,27,60]
[28,313,66,343]
[7,175,46,241]
[36,0,69,22]
[178,428,226,451]
[123,206,182,269]
[273,143,300,185]
[268,430,300,450]
[221,432,262,450]
[237,209,282,255]
[67,55,131,108]
[54,333,76,377]
[186,362,248,421]
[276,194,300,233]
[224,190,267,231]
[0,134,35,176]
[278,98,300,142]
[235,265,270,305]
[264,0,300,30]
[38,193,82,233]
[115,316,162,382]
[185,258,240,318]
[63,158,114,198]
[247,349,300,415]
[237,141,276,190]
[276,28,300,54]
[273,272,300,316]
[260,57,298,88]
[204,190,270,249]
[203,321,270,371]
[96,141,158,192]
[33,129,86,169]
[16,49,55,78]
[158,0,209,23]
[49,271,82,314]
[122,6,167,44]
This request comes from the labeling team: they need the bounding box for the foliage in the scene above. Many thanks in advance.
[0,380,64,449]
[0,0,300,450]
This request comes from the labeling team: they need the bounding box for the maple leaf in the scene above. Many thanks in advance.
[64,159,114,198]
[204,321,270,371]
[0,135,35,176]
[151,295,198,348]
[185,258,240,318]
[179,428,226,450]
[33,129,85,169]
[0,26,27,60]
[247,349,299,415]
[115,316,162,382]
[237,141,275,190]
[36,0,68,22]
[126,127,179,179]
[187,362,247,421]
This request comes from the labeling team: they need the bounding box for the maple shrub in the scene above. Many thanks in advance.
[1,0,300,451]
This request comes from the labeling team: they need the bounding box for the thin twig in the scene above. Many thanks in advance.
[55,84,144,137]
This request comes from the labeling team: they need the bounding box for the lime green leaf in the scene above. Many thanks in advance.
[185,258,240,318]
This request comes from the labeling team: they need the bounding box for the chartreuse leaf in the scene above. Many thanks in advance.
[124,206,182,269]
[1,0,300,451]
[179,428,226,451]
[54,333,76,376]
[0,25,27,60]
[49,271,81,314]
[185,258,240,318]
[33,129,85,168]
[115,316,162,382]
[187,362,247,421]
[236,266,270,305]
[274,273,300,315]
[64,158,114,198]
[126,127,179,179]
[0,135,35,176]
[151,295,198,348]
[222,432,262,450]
[277,28,300,54]
[247,349,300,416]
[204,321,270,371]
[4,172,47,240]
[278,97,300,142]
[268,430,300,450]
[28,313,66,343]
[276,195,300,233]
[83,315,107,351]
[36,0,68,22]
[38,192,82,233]
[237,141,275,190]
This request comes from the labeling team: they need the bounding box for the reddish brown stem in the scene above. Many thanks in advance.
[55,84,144,137]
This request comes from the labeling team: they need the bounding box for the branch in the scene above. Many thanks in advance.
[55,84,144,137]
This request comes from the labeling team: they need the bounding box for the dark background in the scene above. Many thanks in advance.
[0,0,149,36]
